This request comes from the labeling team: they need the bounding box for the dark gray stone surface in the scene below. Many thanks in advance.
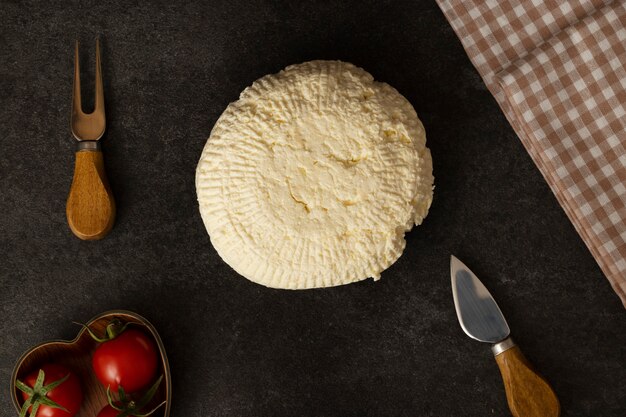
[1,1,625,416]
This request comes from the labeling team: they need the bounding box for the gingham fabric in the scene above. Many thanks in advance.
[437,0,626,306]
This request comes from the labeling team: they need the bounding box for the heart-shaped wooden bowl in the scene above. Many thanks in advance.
[10,310,171,417]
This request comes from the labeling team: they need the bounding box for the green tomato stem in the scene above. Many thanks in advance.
[16,370,70,417]
[106,375,165,417]
[74,319,130,343]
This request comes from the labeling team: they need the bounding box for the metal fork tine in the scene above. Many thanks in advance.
[71,39,106,141]
[72,40,82,117]
[94,38,105,115]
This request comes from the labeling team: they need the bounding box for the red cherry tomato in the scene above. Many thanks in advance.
[20,364,83,417]
[97,405,129,417]
[92,329,158,393]
[96,405,118,417]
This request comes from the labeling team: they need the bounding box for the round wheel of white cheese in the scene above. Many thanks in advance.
[196,61,433,289]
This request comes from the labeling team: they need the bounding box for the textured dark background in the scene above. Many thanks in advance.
[1,1,625,416]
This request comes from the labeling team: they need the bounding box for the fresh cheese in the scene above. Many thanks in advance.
[196,61,434,289]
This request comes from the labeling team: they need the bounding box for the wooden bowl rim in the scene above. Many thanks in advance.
[10,309,172,417]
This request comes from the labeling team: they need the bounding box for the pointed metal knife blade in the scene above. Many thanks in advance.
[451,255,510,344]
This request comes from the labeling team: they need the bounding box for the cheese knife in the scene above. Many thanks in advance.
[66,39,115,240]
[450,255,560,417]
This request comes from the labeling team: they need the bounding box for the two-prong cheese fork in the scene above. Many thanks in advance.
[66,39,115,240]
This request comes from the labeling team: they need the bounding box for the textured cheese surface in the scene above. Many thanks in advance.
[196,61,434,289]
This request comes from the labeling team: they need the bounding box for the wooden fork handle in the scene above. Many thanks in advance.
[66,145,115,240]
[493,339,560,417]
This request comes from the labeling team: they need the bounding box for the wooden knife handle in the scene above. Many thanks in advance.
[494,338,560,417]
[66,148,115,240]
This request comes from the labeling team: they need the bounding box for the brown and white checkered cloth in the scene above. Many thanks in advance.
[436,0,626,306]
